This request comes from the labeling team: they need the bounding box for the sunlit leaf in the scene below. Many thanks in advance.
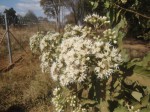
[131,91,143,102]
[114,106,128,112]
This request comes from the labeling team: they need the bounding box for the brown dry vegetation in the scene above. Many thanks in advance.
[0,23,55,112]
[0,23,150,112]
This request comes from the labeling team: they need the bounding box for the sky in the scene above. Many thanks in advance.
[0,0,46,17]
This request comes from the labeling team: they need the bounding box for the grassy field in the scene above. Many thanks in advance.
[0,23,150,112]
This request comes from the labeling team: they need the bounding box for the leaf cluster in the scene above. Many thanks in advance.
[73,62,150,112]
[89,0,150,40]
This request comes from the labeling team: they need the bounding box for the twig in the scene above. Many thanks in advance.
[0,56,23,73]
[114,3,150,19]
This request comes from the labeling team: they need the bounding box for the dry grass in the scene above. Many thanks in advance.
[0,55,55,111]
[0,23,56,111]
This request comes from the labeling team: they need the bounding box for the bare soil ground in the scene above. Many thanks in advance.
[123,38,150,58]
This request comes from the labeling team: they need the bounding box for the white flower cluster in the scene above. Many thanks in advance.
[40,32,60,52]
[29,32,44,54]
[66,95,77,107]
[40,52,51,72]
[52,87,64,112]
[72,105,87,112]
[63,25,85,39]
[39,32,61,72]
[51,36,121,86]
[52,87,86,112]
[30,14,123,112]
[30,14,122,86]
[50,14,122,86]
[30,31,61,72]
[103,29,117,44]
[84,13,110,27]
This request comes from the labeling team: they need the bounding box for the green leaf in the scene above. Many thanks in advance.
[132,102,143,110]
[114,106,128,112]
[121,49,130,62]
[141,95,149,107]
[90,1,94,6]
[141,53,150,67]
[96,101,109,112]
[131,95,150,110]
[116,86,121,92]
[92,2,99,10]
[134,66,150,77]
[132,52,150,71]
[131,91,143,102]
[104,1,110,8]
[109,7,114,26]
[121,0,127,4]
[124,78,133,86]
[113,80,120,88]
[116,9,122,23]
[81,99,97,105]
[118,99,124,105]
[113,92,120,97]
[141,108,150,112]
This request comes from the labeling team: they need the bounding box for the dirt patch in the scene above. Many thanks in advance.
[123,38,150,58]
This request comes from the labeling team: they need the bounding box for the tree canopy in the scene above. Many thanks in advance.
[40,0,86,24]
[24,10,38,23]
[4,8,18,25]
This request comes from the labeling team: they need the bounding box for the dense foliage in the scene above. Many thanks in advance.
[89,0,150,40]
[0,8,18,26]
[24,10,38,23]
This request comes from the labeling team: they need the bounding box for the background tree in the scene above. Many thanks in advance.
[4,8,18,25]
[24,10,38,23]
[64,12,75,24]
[84,0,106,16]
[40,0,62,30]
[40,0,86,25]
[0,12,4,25]
[63,0,83,24]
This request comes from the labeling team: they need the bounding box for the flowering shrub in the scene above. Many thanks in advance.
[52,37,122,86]
[29,32,44,54]
[50,14,122,87]
[30,14,150,112]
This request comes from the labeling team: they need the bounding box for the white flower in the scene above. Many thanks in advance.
[29,32,44,53]
[51,62,58,81]
[40,32,60,52]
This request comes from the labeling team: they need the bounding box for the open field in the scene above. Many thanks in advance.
[0,24,150,111]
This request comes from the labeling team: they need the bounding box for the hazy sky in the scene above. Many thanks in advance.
[0,0,46,17]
